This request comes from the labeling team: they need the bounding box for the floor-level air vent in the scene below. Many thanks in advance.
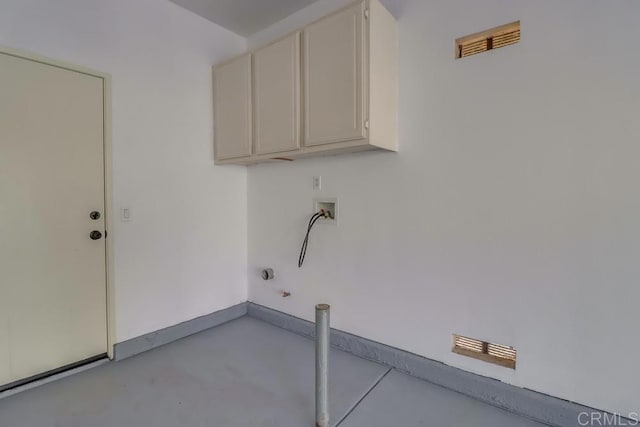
[456,21,520,59]
[452,334,516,369]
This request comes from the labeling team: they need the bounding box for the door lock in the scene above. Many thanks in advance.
[90,211,101,220]
[90,230,103,240]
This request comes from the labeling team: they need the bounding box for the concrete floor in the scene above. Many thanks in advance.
[0,317,547,427]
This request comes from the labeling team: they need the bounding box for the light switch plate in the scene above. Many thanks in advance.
[121,207,132,222]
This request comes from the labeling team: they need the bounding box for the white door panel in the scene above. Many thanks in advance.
[0,52,107,387]
[0,318,9,383]
[254,32,301,155]
[304,2,366,146]
[214,54,253,160]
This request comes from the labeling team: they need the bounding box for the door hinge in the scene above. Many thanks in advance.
[364,8,369,19]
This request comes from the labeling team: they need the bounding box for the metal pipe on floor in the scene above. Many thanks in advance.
[315,304,330,427]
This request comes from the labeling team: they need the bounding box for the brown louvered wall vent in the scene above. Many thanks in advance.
[452,334,517,369]
[456,21,520,59]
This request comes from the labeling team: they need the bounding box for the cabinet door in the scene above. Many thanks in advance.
[304,1,367,146]
[214,54,252,160]
[254,32,301,155]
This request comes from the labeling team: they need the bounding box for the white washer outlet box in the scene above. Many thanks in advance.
[314,198,337,225]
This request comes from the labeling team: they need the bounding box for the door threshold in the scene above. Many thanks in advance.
[0,354,109,399]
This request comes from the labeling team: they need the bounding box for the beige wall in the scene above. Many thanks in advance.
[247,0,640,416]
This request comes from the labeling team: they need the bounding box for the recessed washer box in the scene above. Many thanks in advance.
[314,198,338,225]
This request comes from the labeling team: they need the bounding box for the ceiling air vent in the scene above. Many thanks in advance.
[456,21,520,59]
[453,334,517,369]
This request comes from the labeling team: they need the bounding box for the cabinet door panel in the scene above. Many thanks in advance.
[254,33,301,155]
[304,2,366,146]
[214,54,252,160]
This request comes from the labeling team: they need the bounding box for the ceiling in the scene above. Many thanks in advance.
[169,0,320,36]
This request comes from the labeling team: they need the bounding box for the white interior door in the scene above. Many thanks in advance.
[0,51,108,389]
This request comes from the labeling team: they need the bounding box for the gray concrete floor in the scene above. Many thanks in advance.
[0,317,547,427]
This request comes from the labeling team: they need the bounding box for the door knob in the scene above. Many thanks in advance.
[90,230,103,240]
[90,211,101,220]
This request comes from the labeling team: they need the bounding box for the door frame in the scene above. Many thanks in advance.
[0,45,116,360]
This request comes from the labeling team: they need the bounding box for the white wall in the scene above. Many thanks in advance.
[0,0,248,343]
[248,0,640,416]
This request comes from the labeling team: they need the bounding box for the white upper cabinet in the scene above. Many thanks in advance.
[303,2,366,146]
[213,0,397,165]
[254,32,301,155]
[214,54,252,160]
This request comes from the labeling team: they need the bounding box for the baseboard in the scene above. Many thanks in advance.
[246,302,605,427]
[114,302,247,361]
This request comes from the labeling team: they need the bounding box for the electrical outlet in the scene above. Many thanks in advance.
[314,198,337,225]
[313,176,322,190]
